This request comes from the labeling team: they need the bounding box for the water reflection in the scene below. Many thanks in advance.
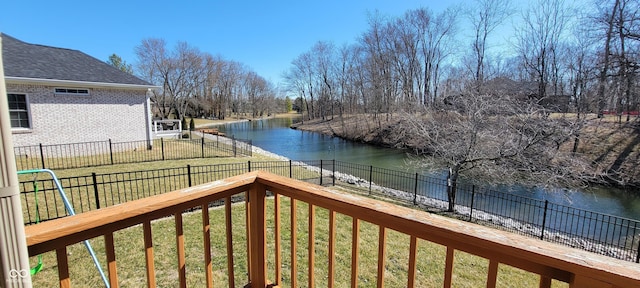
[214,117,640,220]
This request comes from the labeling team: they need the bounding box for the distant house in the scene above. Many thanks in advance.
[444,77,570,113]
[1,33,158,147]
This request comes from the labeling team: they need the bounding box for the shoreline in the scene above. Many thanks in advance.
[291,116,640,189]
[199,131,636,262]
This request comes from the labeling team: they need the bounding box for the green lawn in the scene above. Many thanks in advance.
[28,195,568,287]
[20,148,569,287]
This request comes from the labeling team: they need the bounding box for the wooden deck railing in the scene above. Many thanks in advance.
[24,171,640,287]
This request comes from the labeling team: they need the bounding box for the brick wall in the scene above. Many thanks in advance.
[7,83,150,147]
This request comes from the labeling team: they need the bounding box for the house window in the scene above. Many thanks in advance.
[54,88,90,95]
[8,93,31,129]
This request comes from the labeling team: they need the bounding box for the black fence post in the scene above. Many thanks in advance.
[201,137,205,158]
[368,165,373,195]
[161,138,165,161]
[332,160,335,186]
[248,160,252,172]
[541,200,549,240]
[289,160,293,178]
[413,173,418,205]
[320,160,323,186]
[187,165,192,187]
[469,185,476,222]
[108,139,114,165]
[92,172,101,209]
[233,136,237,157]
[39,143,45,169]
[635,232,640,263]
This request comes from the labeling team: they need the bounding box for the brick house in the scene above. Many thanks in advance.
[1,33,158,147]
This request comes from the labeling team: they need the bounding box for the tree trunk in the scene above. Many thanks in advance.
[597,0,620,118]
[447,166,459,212]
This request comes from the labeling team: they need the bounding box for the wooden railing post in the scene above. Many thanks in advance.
[248,182,267,287]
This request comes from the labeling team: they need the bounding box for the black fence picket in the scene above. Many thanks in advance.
[14,136,252,171]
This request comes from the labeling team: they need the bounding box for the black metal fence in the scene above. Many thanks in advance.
[14,136,252,171]
[18,159,640,263]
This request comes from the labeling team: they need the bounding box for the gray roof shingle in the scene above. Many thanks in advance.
[1,33,152,87]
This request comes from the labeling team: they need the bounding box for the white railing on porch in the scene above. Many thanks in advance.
[152,119,182,138]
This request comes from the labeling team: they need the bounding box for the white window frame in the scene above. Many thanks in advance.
[54,87,90,96]
[8,92,32,130]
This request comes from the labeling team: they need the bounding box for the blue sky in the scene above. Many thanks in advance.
[1,1,483,87]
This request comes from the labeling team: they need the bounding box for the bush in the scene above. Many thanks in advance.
[189,118,195,131]
[181,117,187,131]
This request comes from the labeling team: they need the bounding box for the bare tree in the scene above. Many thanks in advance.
[312,41,337,120]
[135,39,205,120]
[404,91,591,211]
[409,7,459,106]
[135,38,172,118]
[467,0,514,93]
[170,42,206,121]
[515,0,569,101]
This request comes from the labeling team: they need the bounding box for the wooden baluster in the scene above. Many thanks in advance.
[407,236,418,288]
[274,193,282,285]
[351,218,359,288]
[487,259,498,288]
[225,196,235,288]
[308,204,315,288]
[175,213,186,288]
[202,204,213,288]
[377,226,387,288]
[444,247,454,288]
[328,210,336,288]
[56,247,70,288]
[291,198,298,288]
[143,221,156,288]
[105,232,119,288]
[539,276,552,288]
[245,192,251,284]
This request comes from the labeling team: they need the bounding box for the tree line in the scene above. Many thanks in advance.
[131,38,284,121]
[281,0,639,210]
[283,0,639,122]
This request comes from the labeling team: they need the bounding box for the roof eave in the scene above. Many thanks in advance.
[5,76,159,90]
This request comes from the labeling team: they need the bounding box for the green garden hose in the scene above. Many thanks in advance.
[30,180,43,275]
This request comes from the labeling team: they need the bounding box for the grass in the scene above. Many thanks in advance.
[17,128,572,287]
[27,194,569,287]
